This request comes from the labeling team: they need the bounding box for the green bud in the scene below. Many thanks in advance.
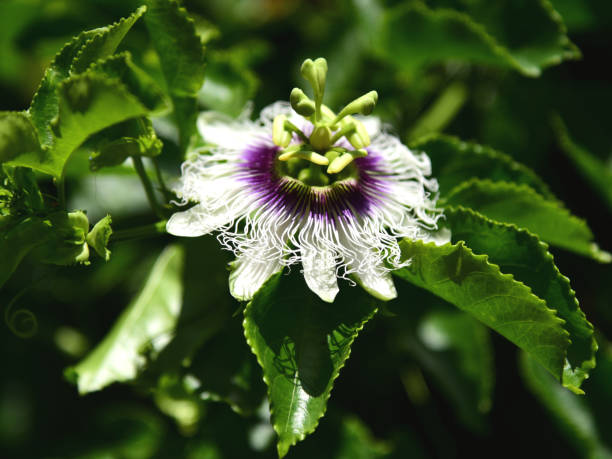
[334,91,378,123]
[345,118,371,149]
[290,88,316,117]
[272,115,292,147]
[327,152,355,174]
[310,126,332,151]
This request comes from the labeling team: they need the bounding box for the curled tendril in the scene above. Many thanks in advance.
[3,290,38,339]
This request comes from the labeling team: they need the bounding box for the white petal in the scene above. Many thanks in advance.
[421,227,452,246]
[229,251,283,301]
[354,268,397,301]
[197,111,261,150]
[166,199,244,237]
[301,245,339,303]
[166,205,211,237]
[355,115,382,137]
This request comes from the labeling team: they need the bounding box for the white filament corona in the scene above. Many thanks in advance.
[167,102,450,303]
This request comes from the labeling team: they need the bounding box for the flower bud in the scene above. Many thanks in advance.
[290,88,316,117]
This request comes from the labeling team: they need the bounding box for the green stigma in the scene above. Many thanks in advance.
[272,57,378,183]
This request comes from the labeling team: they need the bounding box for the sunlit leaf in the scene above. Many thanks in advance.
[444,179,611,262]
[394,240,570,384]
[446,206,596,392]
[29,6,147,147]
[243,270,377,458]
[67,244,185,393]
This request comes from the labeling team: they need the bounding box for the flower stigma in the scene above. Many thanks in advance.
[272,58,378,186]
[166,57,450,303]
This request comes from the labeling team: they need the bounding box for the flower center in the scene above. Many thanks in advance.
[272,57,378,187]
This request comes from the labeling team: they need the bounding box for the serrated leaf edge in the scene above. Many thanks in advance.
[397,238,571,381]
[69,5,147,75]
[445,205,596,390]
[411,132,558,202]
[242,273,377,458]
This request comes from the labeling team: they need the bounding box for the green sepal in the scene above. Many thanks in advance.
[87,215,113,261]
[33,211,90,266]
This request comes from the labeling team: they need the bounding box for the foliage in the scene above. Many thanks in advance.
[1,1,612,458]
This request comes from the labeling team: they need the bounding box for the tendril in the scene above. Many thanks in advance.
[3,289,38,339]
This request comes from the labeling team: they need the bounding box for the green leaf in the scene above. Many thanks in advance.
[0,112,49,174]
[87,117,163,171]
[376,0,578,77]
[87,215,113,261]
[0,217,52,289]
[520,351,612,458]
[394,240,570,384]
[144,0,206,98]
[552,114,612,212]
[444,179,611,262]
[412,134,556,200]
[144,0,206,148]
[33,210,91,266]
[30,6,147,147]
[446,206,595,392]
[67,245,185,394]
[197,51,259,117]
[46,67,163,177]
[243,270,377,458]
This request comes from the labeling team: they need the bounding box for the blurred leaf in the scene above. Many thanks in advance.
[394,240,570,385]
[0,217,51,289]
[444,179,611,262]
[333,416,391,459]
[413,134,556,200]
[197,51,258,117]
[67,244,184,394]
[0,112,48,174]
[30,6,147,147]
[86,215,113,261]
[145,0,206,148]
[401,310,494,432]
[243,270,377,458]
[87,117,163,171]
[553,115,612,212]
[520,351,612,459]
[376,0,578,76]
[446,207,596,392]
[0,0,39,84]
[187,316,266,416]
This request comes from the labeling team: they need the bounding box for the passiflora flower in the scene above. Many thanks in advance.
[167,58,449,302]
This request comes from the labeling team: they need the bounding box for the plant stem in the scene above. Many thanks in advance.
[57,172,66,210]
[111,220,167,242]
[132,156,165,219]
[152,157,172,200]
